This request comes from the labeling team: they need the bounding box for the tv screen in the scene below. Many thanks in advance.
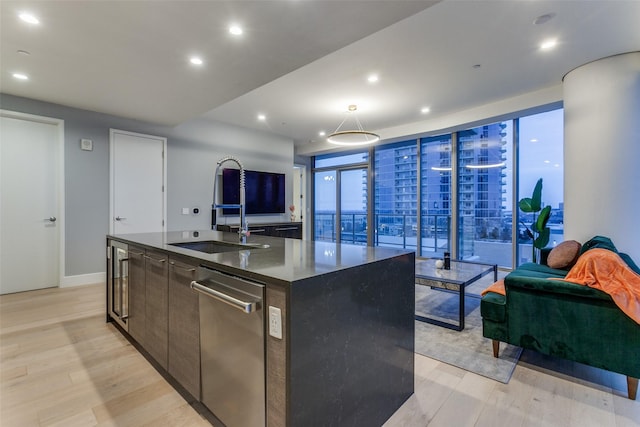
[222,168,286,215]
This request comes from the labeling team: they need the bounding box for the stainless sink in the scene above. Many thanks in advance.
[169,240,269,254]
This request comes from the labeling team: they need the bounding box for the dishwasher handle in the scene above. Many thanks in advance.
[191,280,261,314]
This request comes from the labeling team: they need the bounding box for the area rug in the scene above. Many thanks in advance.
[414,285,522,383]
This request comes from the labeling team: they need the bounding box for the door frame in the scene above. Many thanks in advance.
[293,163,307,240]
[109,128,167,235]
[0,109,65,286]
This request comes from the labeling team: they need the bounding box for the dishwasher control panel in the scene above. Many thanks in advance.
[269,306,283,339]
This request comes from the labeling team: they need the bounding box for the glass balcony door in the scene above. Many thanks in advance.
[314,170,337,242]
[314,167,368,245]
[340,168,368,245]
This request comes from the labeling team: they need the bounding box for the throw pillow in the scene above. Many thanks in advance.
[547,240,582,269]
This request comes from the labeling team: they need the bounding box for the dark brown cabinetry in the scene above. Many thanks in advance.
[216,222,302,239]
[127,246,146,346]
[168,256,200,399]
[144,249,169,369]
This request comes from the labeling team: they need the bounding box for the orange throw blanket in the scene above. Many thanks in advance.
[481,278,505,296]
[558,248,640,325]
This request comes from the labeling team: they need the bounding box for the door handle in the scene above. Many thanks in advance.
[115,216,127,221]
[191,280,261,314]
[44,217,56,222]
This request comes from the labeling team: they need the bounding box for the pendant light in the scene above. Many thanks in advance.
[327,105,380,146]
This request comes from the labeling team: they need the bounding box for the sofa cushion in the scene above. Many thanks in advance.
[547,240,581,269]
[514,262,568,278]
[580,235,618,254]
[481,291,506,322]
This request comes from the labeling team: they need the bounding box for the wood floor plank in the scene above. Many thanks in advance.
[426,369,497,427]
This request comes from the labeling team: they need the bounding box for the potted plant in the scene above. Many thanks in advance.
[519,178,551,263]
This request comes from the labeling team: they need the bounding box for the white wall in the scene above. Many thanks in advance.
[167,118,294,231]
[563,52,640,261]
[0,94,294,279]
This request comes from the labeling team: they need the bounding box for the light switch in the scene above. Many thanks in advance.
[181,208,189,215]
[269,306,282,339]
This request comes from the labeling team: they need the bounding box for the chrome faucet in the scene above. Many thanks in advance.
[212,156,249,243]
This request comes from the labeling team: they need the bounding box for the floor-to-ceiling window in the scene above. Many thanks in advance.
[517,109,564,264]
[420,135,452,257]
[374,141,418,250]
[457,122,513,267]
[311,107,561,270]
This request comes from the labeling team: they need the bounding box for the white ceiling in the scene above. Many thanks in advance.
[2,1,639,152]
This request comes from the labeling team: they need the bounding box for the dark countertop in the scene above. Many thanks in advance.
[108,230,413,285]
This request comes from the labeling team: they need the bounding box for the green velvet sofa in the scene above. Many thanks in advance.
[481,239,640,400]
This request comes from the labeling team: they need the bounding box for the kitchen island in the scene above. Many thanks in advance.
[107,230,415,427]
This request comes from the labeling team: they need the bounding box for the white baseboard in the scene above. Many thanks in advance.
[61,272,106,287]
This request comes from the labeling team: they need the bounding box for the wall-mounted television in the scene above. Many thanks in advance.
[222,168,286,215]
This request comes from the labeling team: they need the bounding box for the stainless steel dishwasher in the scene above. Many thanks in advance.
[190,265,265,427]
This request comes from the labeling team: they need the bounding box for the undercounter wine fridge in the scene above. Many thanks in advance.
[107,240,128,331]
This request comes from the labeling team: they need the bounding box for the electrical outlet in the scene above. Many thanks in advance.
[269,306,282,339]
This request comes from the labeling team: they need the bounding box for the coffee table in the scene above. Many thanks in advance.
[415,257,497,331]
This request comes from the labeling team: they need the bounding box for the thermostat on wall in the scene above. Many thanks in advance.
[80,139,93,151]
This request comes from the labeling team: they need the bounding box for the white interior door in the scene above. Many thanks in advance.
[0,113,62,295]
[110,129,166,235]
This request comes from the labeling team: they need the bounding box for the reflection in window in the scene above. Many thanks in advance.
[457,122,513,267]
[374,142,417,251]
[420,135,452,256]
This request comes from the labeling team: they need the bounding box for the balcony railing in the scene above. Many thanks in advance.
[315,211,564,268]
[314,212,452,255]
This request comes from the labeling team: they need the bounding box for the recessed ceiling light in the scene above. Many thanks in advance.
[18,12,39,25]
[12,73,29,80]
[318,131,326,137]
[257,114,266,121]
[533,13,556,25]
[189,56,203,65]
[530,138,538,142]
[367,74,379,83]
[544,160,551,164]
[229,25,243,36]
[420,107,430,114]
[540,38,557,50]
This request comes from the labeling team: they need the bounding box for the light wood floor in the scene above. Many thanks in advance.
[1,284,638,427]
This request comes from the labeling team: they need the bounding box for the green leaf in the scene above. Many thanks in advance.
[534,205,551,232]
[530,178,543,212]
[519,197,534,212]
[534,227,551,249]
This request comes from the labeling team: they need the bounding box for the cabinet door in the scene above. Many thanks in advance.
[272,224,302,239]
[168,257,200,399]
[145,249,169,369]
[127,246,146,346]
